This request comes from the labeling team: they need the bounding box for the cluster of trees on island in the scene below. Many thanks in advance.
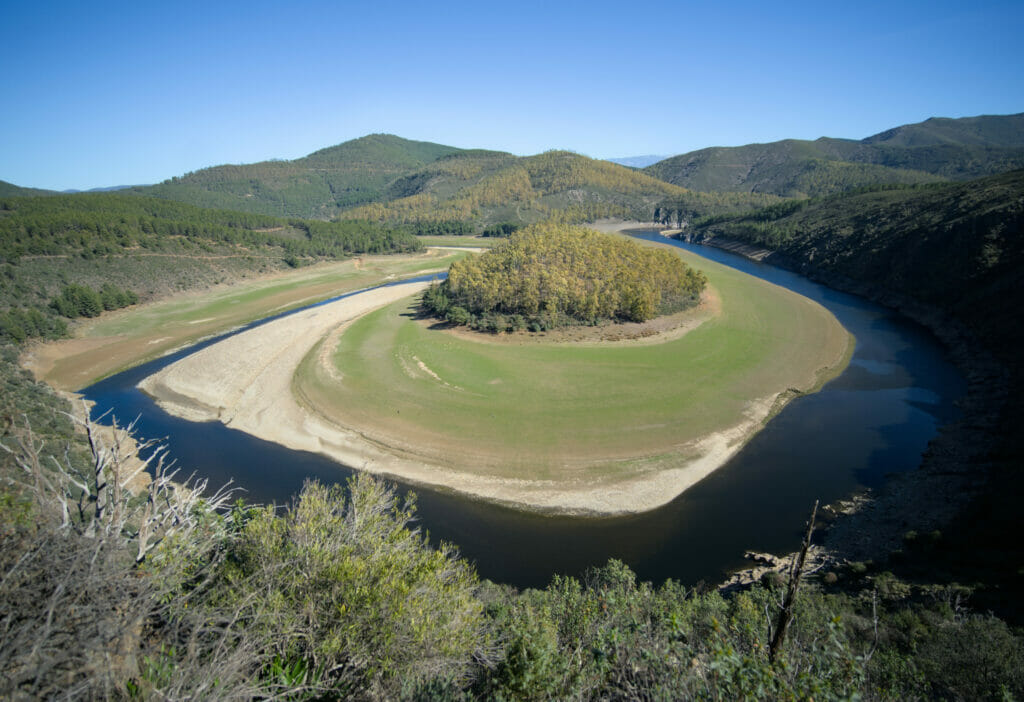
[421,224,707,332]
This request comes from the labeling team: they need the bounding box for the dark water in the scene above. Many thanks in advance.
[83,236,965,589]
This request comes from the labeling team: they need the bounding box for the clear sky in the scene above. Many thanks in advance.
[2,0,1022,190]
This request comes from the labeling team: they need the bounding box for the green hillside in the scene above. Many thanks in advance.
[0,179,57,198]
[339,148,782,226]
[646,113,1024,197]
[134,135,780,227]
[0,192,419,343]
[136,134,465,218]
[863,113,1024,148]
[685,171,1024,336]
[683,169,1024,623]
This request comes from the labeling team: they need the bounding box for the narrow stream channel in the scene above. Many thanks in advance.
[83,235,965,588]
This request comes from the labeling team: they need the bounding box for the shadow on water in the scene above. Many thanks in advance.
[82,237,966,589]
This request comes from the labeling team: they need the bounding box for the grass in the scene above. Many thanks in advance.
[293,247,852,480]
[33,250,466,390]
[415,235,499,248]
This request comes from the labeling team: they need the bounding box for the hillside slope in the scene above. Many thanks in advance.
[339,149,782,226]
[134,135,780,227]
[681,169,1024,619]
[0,192,419,343]
[136,134,465,218]
[646,113,1024,197]
[0,179,57,198]
[685,171,1024,338]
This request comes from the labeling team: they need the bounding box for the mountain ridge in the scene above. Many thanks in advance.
[645,113,1024,198]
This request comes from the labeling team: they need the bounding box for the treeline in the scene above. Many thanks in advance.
[481,222,521,237]
[0,308,66,343]
[0,193,420,264]
[422,224,706,331]
[50,283,137,319]
[398,220,475,237]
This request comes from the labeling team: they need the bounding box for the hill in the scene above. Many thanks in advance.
[0,179,57,198]
[0,192,420,343]
[135,134,465,218]
[338,148,782,227]
[645,113,1024,197]
[133,135,781,227]
[684,171,1024,337]
[684,169,1024,618]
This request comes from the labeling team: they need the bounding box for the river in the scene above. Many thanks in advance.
[82,234,965,588]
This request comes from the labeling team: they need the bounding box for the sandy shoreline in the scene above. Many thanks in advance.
[139,277,848,516]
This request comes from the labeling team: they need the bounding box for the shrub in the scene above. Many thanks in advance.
[209,477,486,697]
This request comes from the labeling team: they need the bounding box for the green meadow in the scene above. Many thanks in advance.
[294,247,852,480]
[37,250,466,390]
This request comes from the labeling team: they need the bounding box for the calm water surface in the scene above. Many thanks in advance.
[83,236,965,588]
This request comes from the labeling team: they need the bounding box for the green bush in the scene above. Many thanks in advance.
[207,477,485,697]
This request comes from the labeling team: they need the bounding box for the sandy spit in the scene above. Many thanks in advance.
[139,280,797,516]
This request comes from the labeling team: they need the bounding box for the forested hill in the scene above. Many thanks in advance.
[684,169,1024,628]
[645,113,1024,198]
[0,192,419,264]
[135,134,467,218]
[336,149,781,226]
[685,170,1024,354]
[0,192,419,343]
[0,179,57,198]
[131,135,780,227]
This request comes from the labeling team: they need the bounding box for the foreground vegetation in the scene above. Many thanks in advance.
[1,402,1021,699]
[422,224,707,330]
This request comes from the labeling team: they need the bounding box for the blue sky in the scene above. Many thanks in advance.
[2,0,1022,190]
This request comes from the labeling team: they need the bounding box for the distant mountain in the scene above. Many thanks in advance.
[135,134,466,218]
[606,155,669,169]
[63,185,147,194]
[645,113,1024,198]
[863,113,1024,148]
[0,180,57,198]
